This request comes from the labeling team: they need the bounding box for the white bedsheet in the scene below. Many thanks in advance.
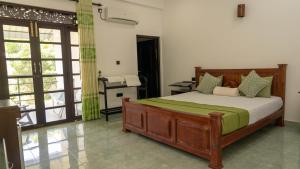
[162,91,283,124]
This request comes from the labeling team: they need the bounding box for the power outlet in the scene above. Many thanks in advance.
[116,93,123,97]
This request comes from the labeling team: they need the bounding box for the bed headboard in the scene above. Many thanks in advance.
[195,64,287,101]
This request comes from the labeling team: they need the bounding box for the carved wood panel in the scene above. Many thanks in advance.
[176,119,210,151]
[146,107,174,143]
[0,2,76,25]
[125,106,145,131]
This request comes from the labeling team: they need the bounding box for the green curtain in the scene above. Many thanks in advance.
[76,0,100,121]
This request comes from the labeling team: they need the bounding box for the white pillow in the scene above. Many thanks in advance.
[213,87,239,97]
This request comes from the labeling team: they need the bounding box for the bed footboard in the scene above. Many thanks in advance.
[122,98,224,169]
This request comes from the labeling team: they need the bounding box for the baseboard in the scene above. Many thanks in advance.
[285,120,300,128]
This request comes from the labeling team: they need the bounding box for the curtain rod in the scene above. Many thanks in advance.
[69,0,102,7]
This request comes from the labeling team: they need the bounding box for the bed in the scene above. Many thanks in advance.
[122,64,287,169]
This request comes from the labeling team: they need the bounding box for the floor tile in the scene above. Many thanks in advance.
[22,115,300,169]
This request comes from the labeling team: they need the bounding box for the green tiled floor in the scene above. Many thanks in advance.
[23,115,300,169]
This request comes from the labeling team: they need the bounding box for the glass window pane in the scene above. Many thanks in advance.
[74,89,81,102]
[10,94,36,110]
[75,103,82,116]
[39,28,61,43]
[43,76,64,92]
[40,44,62,59]
[5,42,31,59]
[19,111,37,127]
[3,25,29,41]
[9,78,34,95]
[42,60,63,75]
[73,75,81,88]
[46,107,66,122]
[44,92,65,108]
[72,61,80,74]
[70,32,79,45]
[6,60,32,76]
[71,46,79,60]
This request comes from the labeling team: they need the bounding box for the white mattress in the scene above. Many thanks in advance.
[162,91,283,124]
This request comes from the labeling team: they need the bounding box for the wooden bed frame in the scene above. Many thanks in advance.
[122,64,287,169]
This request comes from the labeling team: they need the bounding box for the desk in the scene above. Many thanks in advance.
[0,139,8,169]
[98,77,147,121]
[0,100,22,169]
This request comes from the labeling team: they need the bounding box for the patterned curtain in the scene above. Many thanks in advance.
[76,0,100,121]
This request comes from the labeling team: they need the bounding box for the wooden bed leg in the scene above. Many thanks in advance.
[209,112,223,169]
[275,116,285,127]
[122,128,131,133]
[122,97,130,133]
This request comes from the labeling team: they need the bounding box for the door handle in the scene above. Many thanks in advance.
[30,21,34,37]
[33,62,37,74]
[39,62,42,74]
[35,22,39,38]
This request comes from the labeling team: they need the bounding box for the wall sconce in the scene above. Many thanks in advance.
[237,4,245,17]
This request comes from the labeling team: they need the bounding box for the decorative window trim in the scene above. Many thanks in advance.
[0,2,77,25]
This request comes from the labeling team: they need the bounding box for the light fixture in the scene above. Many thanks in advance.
[237,4,245,17]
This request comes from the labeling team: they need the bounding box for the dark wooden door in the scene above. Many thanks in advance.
[0,20,81,128]
[0,20,41,127]
[137,35,161,98]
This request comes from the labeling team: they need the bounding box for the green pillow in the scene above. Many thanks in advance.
[199,75,223,86]
[241,75,273,98]
[238,70,269,98]
[197,73,223,94]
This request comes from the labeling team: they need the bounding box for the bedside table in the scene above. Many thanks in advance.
[171,89,192,95]
[169,81,195,95]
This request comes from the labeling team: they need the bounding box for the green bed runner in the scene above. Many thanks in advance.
[136,98,249,135]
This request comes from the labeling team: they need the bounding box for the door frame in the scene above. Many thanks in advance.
[136,35,161,97]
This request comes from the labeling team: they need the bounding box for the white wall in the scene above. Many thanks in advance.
[121,0,164,9]
[5,0,163,108]
[94,0,163,108]
[163,0,300,122]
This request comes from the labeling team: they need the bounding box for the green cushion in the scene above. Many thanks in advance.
[238,70,269,98]
[241,75,273,98]
[199,75,223,86]
[197,73,223,94]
